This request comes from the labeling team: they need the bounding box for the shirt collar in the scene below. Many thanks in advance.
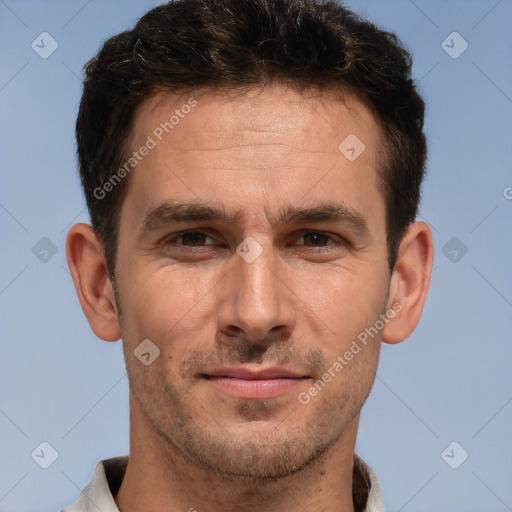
[62,454,384,512]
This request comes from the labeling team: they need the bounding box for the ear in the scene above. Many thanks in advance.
[65,223,122,342]
[382,220,434,344]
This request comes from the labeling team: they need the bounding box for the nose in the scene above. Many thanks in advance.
[216,242,296,347]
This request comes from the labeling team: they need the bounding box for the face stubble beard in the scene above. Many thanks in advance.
[125,338,381,484]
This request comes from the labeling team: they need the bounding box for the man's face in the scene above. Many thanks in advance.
[114,85,391,479]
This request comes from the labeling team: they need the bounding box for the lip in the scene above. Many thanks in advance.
[206,366,305,380]
[203,366,309,399]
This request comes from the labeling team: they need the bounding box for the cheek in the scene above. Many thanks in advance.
[119,265,217,353]
[299,263,389,349]
[126,264,194,312]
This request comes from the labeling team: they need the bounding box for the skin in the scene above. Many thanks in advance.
[66,83,434,512]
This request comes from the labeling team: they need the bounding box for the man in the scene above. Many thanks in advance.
[64,0,433,510]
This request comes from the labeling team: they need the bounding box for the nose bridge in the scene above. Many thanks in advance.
[217,240,294,341]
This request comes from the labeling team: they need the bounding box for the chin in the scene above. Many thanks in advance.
[172,415,341,480]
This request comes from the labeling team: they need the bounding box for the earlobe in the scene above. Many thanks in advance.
[382,221,434,345]
[65,223,122,342]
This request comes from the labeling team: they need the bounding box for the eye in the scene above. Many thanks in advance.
[165,230,215,247]
[162,230,345,253]
[296,231,340,248]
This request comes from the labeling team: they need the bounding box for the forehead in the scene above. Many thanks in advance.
[121,84,386,232]
[132,85,381,156]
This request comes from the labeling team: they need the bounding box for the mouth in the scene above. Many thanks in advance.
[202,366,310,399]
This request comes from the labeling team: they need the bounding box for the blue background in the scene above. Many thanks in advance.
[0,1,511,510]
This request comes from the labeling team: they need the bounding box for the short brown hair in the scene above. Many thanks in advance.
[76,0,426,276]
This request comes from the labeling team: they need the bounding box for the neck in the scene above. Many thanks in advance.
[115,394,359,512]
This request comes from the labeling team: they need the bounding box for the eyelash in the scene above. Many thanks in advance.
[163,230,344,250]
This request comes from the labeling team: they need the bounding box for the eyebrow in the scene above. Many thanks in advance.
[137,200,371,240]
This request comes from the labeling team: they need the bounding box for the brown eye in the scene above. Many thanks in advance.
[301,232,332,247]
[166,231,214,247]
[180,231,207,246]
